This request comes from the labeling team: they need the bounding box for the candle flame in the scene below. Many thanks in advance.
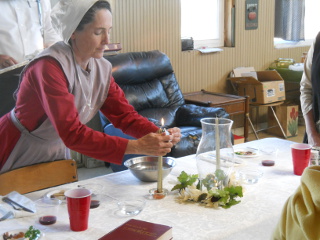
[161,118,164,126]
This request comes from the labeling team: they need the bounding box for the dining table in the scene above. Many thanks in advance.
[0,137,304,240]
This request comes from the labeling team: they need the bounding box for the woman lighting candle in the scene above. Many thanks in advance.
[0,0,182,174]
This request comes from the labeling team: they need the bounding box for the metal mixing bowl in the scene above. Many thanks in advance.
[124,156,176,182]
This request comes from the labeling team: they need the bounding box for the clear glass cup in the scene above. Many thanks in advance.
[260,146,279,162]
[35,198,61,225]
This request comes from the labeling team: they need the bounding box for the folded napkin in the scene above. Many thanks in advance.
[6,191,36,213]
[272,166,320,240]
[0,191,36,220]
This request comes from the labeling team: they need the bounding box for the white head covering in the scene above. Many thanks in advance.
[51,0,108,44]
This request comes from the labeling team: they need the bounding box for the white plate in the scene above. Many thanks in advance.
[234,148,260,158]
[2,228,43,240]
[43,189,69,202]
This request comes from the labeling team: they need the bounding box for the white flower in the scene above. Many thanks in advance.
[186,186,204,201]
[178,189,190,202]
[178,185,208,202]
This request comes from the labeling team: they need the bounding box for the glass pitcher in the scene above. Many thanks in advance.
[196,118,234,190]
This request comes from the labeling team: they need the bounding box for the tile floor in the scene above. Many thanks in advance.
[77,125,306,181]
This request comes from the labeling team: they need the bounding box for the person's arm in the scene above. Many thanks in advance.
[100,78,176,156]
[100,78,159,138]
[300,41,314,117]
[300,38,320,146]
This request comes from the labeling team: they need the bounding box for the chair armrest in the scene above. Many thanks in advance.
[99,111,110,129]
[175,104,229,127]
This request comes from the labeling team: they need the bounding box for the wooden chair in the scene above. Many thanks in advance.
[0,159,78,195]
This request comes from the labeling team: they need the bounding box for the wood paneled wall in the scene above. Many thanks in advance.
[110,0,309,94]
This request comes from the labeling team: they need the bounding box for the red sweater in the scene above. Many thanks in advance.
[0,58,158,169]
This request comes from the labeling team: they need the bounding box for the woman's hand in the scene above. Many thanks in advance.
[0,55,18,69]
[167,127,181,146]
[126,132,174,156]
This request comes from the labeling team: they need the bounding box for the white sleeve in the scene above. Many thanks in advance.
[300,39,315,116]
[41,0,62,47]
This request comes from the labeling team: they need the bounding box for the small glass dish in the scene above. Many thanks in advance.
[238,169,263,184]
[117,199,146,216]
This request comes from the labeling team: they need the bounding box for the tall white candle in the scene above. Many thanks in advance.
[215,117,221,170]
[157,118,165,193]
[157,154,163,193]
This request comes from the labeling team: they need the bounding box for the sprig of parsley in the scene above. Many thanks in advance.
[218,186,243,209]
[24,226,41,240]
[171,171,198,191]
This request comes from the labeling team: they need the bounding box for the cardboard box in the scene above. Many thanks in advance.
[229,69,286,104]
[267,104,299,137]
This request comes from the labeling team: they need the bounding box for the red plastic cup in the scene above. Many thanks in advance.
[65,188,92,231]
[290,143,312,176]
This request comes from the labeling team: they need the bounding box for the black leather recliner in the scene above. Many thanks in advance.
[100,50,229,171]
[0,65,25,118]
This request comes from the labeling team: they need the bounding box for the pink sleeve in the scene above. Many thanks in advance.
[28,58,130,165]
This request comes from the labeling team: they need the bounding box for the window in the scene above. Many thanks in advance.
[181,0,224,49]
[274,0,320,48]
[304,0,320,40]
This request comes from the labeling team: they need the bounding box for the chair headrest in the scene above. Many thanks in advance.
[104,50,174,85]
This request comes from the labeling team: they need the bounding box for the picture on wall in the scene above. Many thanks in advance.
[245,0,259,30]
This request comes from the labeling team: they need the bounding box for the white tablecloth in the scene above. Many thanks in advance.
[0,138,302,240]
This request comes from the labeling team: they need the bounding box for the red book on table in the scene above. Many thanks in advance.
[98,219,173,240]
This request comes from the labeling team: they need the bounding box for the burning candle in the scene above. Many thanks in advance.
[157,118,165,193]
[215,117,221,170]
